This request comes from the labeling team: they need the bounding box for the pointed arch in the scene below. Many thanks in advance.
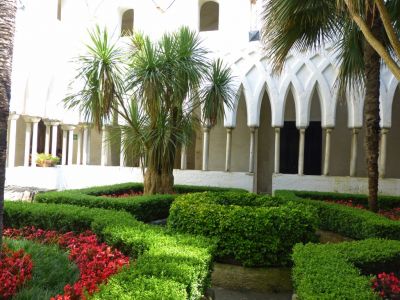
[121,9,134,36]
[199,1,219,31]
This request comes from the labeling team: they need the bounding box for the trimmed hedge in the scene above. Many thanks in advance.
[292,190,400,210]
[4,201,216,300]
[168,192,319,267]
[275,190,400,240]
[35,183,246,222]
[292,239,400,299]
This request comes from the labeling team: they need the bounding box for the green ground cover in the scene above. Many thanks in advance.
[5,238,79,300]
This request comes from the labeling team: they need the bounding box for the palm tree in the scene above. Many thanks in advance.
[65,27,235,194]
[0,0,17,253]
[261,0,394,212]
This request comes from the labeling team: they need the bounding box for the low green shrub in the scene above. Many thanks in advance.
[292,239,400,299]
[4,201,216,300]
[35,191,175,222]
[35,183,246,222]
[275,191,400,240]
[292,190,400,209]
[168,192,318,267]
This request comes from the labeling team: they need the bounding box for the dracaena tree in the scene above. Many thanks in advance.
[65,26,235,195]
[261,0,398,212]
[0,0,17,253]
[338,0,400,80]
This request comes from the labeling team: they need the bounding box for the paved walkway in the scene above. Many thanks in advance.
[211,287,292,300]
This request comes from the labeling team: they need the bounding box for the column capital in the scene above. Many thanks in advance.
[225,127,234,132]
[202,126,211,133]
[324,127,333,133]
[381,128,390,134]
[299,127,306,133]
[351,128,361,134]
[249,126,258,133]
[44,119,61,126]
[61,124,76,131]
[8,113,19,121]
[274,127,281,134]
[23,116,41,123]
[79,122,92,129]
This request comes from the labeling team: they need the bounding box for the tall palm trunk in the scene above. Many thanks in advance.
[363,9,382,213]
[0,0,17,253]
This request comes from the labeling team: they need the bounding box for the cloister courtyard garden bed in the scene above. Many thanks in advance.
[1,184,400,299]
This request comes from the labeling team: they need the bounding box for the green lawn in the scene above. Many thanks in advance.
[6,238,79,300]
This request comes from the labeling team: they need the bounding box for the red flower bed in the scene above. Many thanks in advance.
[327,200,400,221]
[101,190,143,198]
[0,245,33,299]
[4,227,130,300]
[372,272,400,299]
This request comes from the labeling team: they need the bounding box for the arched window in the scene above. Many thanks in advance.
[200,1,219,31]
[121,9,134,36]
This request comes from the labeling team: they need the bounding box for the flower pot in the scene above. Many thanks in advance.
[38,160,55,168]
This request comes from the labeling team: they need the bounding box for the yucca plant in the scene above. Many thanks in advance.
[65,26,235,194]
[261,0,399,212]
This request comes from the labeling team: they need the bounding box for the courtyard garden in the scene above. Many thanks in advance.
[0,183,399,299]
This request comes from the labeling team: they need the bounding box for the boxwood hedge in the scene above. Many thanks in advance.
[275,190,400,240]
[168,192,319,267]
[4,201,216,300]
[35,183,246,222]
[292,239,400,299]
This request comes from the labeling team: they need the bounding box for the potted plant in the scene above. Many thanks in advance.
[35,153,60,167]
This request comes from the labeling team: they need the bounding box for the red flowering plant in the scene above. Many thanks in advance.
[372,272,400,299]
[327,200,400,221]
[4,227,130,300]
[0,245,33,299]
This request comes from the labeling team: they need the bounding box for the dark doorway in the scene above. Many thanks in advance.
[280,121,322,175]
[280,121,298,174]
[304,121,322,175]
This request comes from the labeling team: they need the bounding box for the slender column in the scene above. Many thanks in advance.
[68,127,75,165]
[23,120,32,167]
[298,128,306,175]
[44,121,51,154]
[76,128,82,165]
[274,127,281,174]
[7,114,19,167]
[120,143,126,167]
[202,127,210,171]
[61,129,68,165]
[31,118,41,168]
[51,122,60,157]
[379,128,389,178]
[101,126,108,166]
[249,127,257,173]
[323,128,332,176]
[180,145,187,170]
[349,128,360,177]
[82,125,90,165]
[225,128,233,172]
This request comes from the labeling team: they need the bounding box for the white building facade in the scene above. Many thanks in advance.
[6,0,400,194]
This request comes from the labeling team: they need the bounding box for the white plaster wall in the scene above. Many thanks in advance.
[272,174,400,196]
[5,166,254,192]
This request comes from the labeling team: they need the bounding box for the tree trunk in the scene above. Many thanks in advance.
[0,0,17,253]
[363,10,382,213]
[144,166,162,195]
[160,169,174,194]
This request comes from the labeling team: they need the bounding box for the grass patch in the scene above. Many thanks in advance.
[5,238,79,300]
